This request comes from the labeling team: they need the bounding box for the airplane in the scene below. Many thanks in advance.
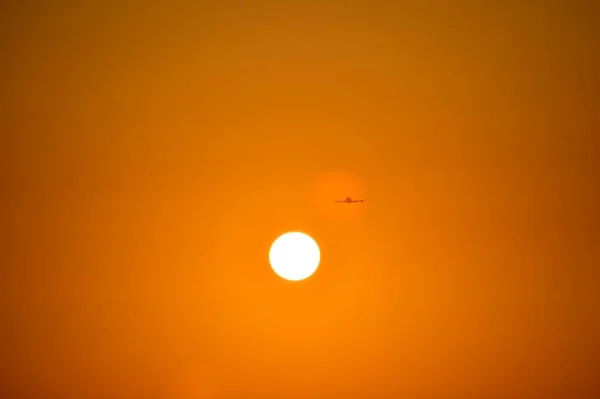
[334,196,368,204]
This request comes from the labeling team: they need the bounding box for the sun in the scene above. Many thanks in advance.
[269,232,320,281]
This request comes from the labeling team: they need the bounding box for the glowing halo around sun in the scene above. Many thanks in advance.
[269,232,321,281]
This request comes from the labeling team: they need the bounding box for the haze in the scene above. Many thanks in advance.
[3,1,599,398]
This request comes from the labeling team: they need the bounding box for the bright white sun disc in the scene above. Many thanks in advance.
[269,232,320,281]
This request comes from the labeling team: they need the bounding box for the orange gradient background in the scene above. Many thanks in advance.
[3,1,599,398]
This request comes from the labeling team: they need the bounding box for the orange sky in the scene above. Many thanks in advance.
[4,1,599,398]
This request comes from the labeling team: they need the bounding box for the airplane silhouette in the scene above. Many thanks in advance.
[334,196,368,204]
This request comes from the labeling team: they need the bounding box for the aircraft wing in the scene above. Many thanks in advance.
[333,199,368,203]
